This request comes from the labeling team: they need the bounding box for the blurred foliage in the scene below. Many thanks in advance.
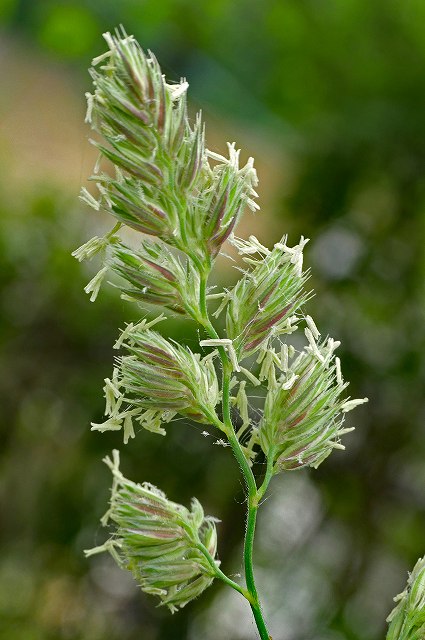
[1,1,425,639]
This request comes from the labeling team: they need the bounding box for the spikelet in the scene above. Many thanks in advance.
[386,556,425,640]
[83,29,258,263]
[85,451,219,612]
[91,323,221,439]
[259,327,367,472]
[108,239,201,317]
[226,235,311,359]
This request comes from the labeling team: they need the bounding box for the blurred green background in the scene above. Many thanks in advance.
[1,1,425,639]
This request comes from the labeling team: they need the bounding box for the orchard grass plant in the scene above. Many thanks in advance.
[75,29,424,639]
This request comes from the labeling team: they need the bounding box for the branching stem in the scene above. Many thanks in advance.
[197,267,272,640]
[195,540,254,604]
[257,448,276,504]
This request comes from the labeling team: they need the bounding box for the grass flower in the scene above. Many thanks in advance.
[259,327,366,471]
[91,323,221,438]
[386,556,425,640]
[225,235,311,359]
[77,30,382,640]
[84,29,258,265]
[85,451,219,612]
[108,238,201,317]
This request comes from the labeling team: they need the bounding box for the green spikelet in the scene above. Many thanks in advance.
[85,451,219,612]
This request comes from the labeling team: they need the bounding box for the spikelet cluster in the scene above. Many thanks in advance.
[259,324,367,471]
[225,235,310,359]
[108,239,201,317]
[86,451,218,612]
[386,556,425,640]
[91,321,220,439]
[78,30,370,471]
[83,29,258,264]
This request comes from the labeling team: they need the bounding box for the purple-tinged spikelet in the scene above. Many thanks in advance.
[85,451,219,612]
[226,235,311,359]
[386,556,425,640]
[259,328,367,472]
[82,30,259,264]
[91,323,221,439]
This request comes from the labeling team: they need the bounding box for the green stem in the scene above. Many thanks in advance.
[198,269,271,640]
[257,447,276,503]
[198,267,211,322]
[226,406,270,640]
[195,541,253,604]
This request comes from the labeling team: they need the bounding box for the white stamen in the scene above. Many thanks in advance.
[206,292,227,300]
[212,290,231,318]
[281,373,299,390]
[240,367,261,386]
[214,439,230,447]
[228,343,241,372]
[304,328,325,363]
[277,236,310,276]
[306,315,320,340]
[341,398,368,412]
[91,416,122,432]
[97,184,113,208]
[168,80,189,100]
[246,199,261,212]
[94,153,102,174]
[84,267,108,302]
[248,235,270,254]
[327,337,341,354]
[206,149,228,163]
[338,427,355,436]
[72,236,102,262]
[230,234,269,256]
[281,344,289,372]
[85,92,94,123]
[227,141,240,169]
[200,338,232,347]
[114,323,135,349]
[144,314,167,330]
[200,338,240,371]
[92,45,113,65]
[235,381,249,427]
[335,356,343,385]
[322,338,341,366]
[113,315,165,349]
[103,377,121,415]
[259,349,274,381]
[84,539,121,560]
[80,187,100,211]
[123,414,135,444]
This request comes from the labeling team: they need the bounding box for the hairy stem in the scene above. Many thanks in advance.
[198,268,272,640]
[195,540,253,603]
[226,427,270,640]
[257,448,276,503]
